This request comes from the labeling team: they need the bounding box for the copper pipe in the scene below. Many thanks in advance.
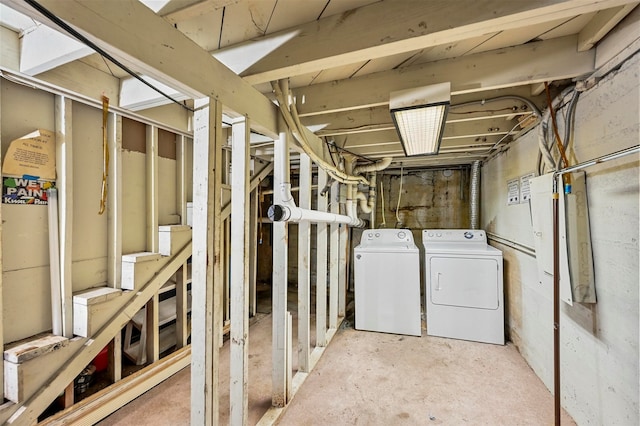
[552,180,561,426]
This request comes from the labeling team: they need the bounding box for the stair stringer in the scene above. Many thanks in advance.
[3,241,192,426]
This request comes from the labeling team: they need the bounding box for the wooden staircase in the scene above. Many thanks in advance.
[1,226,192,426]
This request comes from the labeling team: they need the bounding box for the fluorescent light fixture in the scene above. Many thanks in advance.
[390,82,450,156]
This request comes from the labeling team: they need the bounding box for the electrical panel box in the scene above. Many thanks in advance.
[529,172,596,304]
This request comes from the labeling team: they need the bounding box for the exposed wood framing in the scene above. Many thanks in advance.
[145,293,160,364]
[248,187,258,317]
[8,0,279,137]
[272,132,290,407]
[315,168,328,347]
[175,263,189,349]
[297,153,312,372]
[107,113,123,289]
[230,116,251,425]
[191,98,224,425]
[221,160,274,219]
[293,35,595,116]
[177,134,188,225]
[5,242,192,425]
[329,182,340,330]
[578,3,639,51]
[40,347,191,426]
[54,95,74,337]
[108,333,122,383]
[239,0,633,84]
[338,224,348,318]
[146,125,159,253]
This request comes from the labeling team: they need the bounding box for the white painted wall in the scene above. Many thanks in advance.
[481,52,639,424]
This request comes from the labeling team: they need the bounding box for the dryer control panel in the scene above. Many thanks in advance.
[359,228,415,247]
[422,229,487,244]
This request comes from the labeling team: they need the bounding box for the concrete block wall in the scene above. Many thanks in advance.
[481,52,639,424]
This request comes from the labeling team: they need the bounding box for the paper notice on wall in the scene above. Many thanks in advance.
[2,177,53,205]
[507,178,520,205]
[520,172,535,203]
[2,129,56,180]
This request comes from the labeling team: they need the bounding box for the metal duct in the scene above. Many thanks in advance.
[470,161,481,229]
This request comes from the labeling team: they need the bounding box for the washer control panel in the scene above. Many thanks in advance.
[359,229,415,247]
[422,229,487,244]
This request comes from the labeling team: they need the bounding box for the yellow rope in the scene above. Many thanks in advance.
[98,95,109,215]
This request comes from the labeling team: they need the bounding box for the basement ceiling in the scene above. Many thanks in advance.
[1,0,638,168]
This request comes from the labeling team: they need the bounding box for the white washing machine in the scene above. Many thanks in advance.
[423,229,504,345]
[354,229,421,336]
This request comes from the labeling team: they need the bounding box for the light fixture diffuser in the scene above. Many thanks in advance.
[390,82,450,156]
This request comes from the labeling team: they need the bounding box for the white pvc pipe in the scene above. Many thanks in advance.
[270,133,365,227]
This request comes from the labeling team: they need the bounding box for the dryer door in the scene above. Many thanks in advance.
[429,256,499,310]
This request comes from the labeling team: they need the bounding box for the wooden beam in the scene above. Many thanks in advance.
[239,0,632,84]
[230,116,250,425]
[578,3,639,51]
[19,24,92,75]
[315,168,328,347]
[293,36,594,116]
[191,98,223,425]
[107,114,123,289]
[146,125,159,253]
[55,95,74,337]
[271,133,289,407]
[297,153,312,373]
[338,224,347,318]
[10,0,279,137]
[175,263,189,348]
[145,294,160,363]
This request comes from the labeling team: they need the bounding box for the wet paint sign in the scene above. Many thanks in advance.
[2,178,53,205]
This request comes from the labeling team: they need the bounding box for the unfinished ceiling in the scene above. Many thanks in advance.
[1,0,638,168]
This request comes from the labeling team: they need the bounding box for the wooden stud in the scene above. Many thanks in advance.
[176,134,188,225]
[63,383,74,408]
[230,117,251,425]
[145,294,160,363]
[272,133,290,407]
[191,98,223,426]
[107,114,123,289]
[108,334,122,383]
[55,95,74,337]
[315,168,328,347]
[297,153,312,372]
[146,125,159,253]
[338,223,348,318]
[175,263,189,348]
[248,187,259,317]
[329,182,340,330]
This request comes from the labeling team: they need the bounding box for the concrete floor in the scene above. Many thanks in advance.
[99,309,576,426]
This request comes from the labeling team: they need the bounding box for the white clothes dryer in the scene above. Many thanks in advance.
[354,229,421,336]
[423,229,504,345]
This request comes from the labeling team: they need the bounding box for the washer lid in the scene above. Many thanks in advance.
[357,228,416,249]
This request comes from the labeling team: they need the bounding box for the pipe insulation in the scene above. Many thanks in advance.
[268,133,365,227]
[470,160,481,230]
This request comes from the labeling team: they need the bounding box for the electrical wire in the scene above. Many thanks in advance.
[395,163,403,225]
[24,0,194,112]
